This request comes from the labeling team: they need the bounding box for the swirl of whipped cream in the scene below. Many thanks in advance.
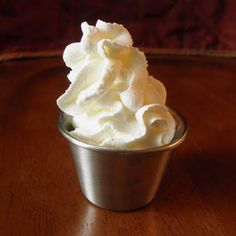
[57,20,175,149]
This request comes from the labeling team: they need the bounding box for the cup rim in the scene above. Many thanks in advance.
[57,107,188,153]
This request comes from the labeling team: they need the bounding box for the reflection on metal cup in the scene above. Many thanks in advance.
[58,108,188,211]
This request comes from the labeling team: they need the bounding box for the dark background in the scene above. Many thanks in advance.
[1,0,236,55]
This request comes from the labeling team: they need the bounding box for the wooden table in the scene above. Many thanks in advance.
[1,55,236,236]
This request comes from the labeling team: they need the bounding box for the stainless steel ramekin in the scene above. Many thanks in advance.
[58,108,188,211]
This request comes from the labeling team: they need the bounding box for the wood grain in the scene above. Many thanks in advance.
[0,56,236,236]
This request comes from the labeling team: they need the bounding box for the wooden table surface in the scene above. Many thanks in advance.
[0,55,236,236]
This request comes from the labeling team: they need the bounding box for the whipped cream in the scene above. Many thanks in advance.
[57,20,175,149]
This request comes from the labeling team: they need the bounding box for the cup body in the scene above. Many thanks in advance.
[58,108,187,211]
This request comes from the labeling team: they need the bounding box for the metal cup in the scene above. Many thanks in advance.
[58,108,188,211]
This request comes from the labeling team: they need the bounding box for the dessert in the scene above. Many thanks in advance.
[57,20,175,149]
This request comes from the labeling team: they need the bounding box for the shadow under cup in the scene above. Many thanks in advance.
[58,108,188,211]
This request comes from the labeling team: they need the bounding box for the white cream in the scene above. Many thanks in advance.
[57,20,175,149]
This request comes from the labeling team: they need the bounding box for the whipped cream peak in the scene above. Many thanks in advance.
[57,20,175,149]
